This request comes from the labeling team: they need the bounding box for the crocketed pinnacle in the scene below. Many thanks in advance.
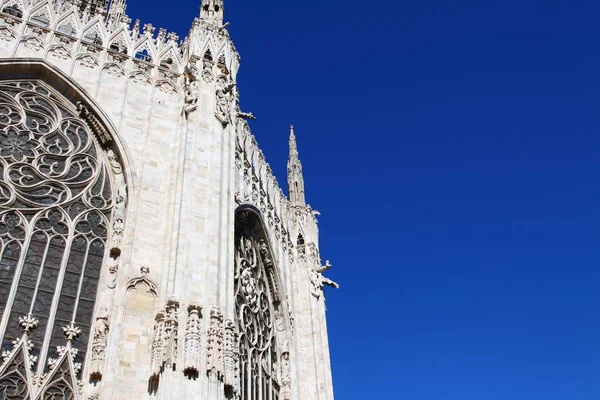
[287,125,306,205]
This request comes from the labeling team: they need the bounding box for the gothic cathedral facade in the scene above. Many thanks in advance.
[0,0,338,398]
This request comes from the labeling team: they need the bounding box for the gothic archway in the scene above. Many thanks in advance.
[0,74,127,395]
[234,208,292,400]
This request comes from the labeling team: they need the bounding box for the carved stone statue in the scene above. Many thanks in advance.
[215,80,236,123]
[202,59,214,83]
[309,268,321,297]
[240,263,258,310]
[110,185,127,256]
[93,307,109,342]
[184,81,199,114]
[259,239,272,268]
[106,149,123,175]
[163,300,179,369]
[113,186,126,222]
[90,307,110,379]
[280,352,292,400]
[215,88,229,121]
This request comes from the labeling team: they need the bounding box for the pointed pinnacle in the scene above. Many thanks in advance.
[289,125,298,157]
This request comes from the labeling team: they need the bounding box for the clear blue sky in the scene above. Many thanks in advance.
[133,1,600,398]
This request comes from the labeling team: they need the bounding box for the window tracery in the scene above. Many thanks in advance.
[0,80,115,380]
[235,211,289,400]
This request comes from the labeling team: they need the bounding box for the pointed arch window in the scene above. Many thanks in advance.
[235,210,292,400]
[0,80,116,379]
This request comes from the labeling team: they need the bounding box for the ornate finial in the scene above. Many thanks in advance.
[63,323,82,343]
[200,0,224,26]
[143,22,155,36]
[19,314,39,335]
[157,28,167,45]
[167,32,179,43]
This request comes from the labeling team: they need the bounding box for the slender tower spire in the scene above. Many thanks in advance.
[288,125,306,206]
[200,0,224,25]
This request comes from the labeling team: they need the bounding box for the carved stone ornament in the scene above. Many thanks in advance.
[23,36,44,51]
[105,63,125,77]
[18,314,39,335]
[127,266,158,295]
[202,59,214,83]
[110,183,126,254]
[62,322,82,343]
[89,307,109,380]
[184,78,199,115]
[157,81,177,95]
[163,299,179,370]
[150,299,179,382]
[0,26,16,42]
[183,303,202,375]
[206,306,223,380]
[238,111,256,120]
[215,78,236,125]
[310,260,339,299]
[130,70,151,86]
[78,54,99,69]
[280,351,292,400]
[223,319,240,396]
[48,45,72,61]
[77,102,113,145]
[150,311,165,379]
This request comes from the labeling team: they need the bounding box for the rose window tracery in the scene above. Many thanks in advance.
[0,80,115,381]
[235,213,287,400]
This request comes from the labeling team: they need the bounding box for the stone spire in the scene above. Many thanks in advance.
[200,0,224,25]
[287,125,306,206]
